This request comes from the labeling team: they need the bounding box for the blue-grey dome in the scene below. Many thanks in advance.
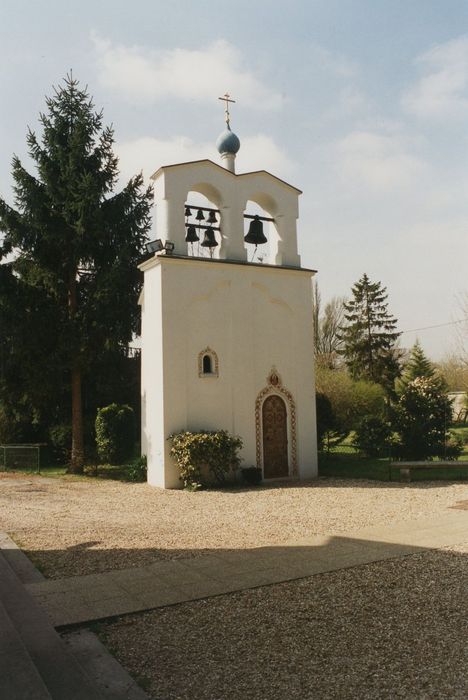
[216,126,240,155]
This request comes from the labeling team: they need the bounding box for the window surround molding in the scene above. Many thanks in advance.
[198,347,219,378]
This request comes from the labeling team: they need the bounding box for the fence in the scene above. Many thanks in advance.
[0,444,42,473]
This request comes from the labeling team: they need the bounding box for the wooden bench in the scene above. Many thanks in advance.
[390,461,468,482]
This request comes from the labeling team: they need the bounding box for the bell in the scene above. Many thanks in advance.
[184,206,192,218]
[244,216,267,246]
[185,225,199,243]
[200,227,218,248]
[195,209,205,221]
[207,210,217,224]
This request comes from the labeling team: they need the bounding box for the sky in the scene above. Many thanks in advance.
[1,0,468,359]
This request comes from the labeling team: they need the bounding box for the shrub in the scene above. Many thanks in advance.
[392,377,454,460]
[316,367,386,438]
[352,416,392,457]
[241,466,262,486]
[315,392,337,450]
[170,430,243,489]
[125,455,147,482]
[95,404,135,464]
[437,433,464,461]
[49,424,72,462]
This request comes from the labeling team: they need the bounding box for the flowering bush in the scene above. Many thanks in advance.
[169,430,243,489]
[392,377,454,460]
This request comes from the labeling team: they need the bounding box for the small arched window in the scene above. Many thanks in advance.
[198,347,219,377]
[202,354,212,374]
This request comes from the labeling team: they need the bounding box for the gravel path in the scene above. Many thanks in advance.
[2,473,467,698]
[101,542,468,700]
[0,473,467,578]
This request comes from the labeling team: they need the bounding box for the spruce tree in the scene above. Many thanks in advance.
[339,273,401,389]
[0,75,153,472]
[397,340,432,388]
[397,340,446,395]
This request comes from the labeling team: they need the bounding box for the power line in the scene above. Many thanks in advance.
[400,317,468,334]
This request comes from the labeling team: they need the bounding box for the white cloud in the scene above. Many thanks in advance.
[238,134,295,177]
[92,34,282,109]
[115,133,294,185]
[310,45,358,78]
[333,130,428,192]
[402,35,468,119]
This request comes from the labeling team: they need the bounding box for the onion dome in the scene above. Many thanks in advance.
[216,125,240,155]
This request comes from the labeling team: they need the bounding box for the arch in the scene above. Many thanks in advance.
[188,182,223,207]
[255,367,297,477]
[185,189,222,259]
[198,347,219,377]
[245,190,278,217]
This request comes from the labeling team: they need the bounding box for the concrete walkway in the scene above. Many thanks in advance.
[0,547,104,699]
[26,509,468,627]
[0,534,150,700]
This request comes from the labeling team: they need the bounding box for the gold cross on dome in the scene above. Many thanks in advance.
[218,93,235,127]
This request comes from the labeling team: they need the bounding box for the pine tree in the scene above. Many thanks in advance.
[0,75,153,472]
[339,273,401,388]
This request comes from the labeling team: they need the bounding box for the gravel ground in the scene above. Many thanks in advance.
[0,472,467,578]
[101,542,468,700]
[2,473,467,698]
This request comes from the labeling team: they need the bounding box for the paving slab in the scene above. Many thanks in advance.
[62,630,149,700]
[0,533,151,700]
[0,601,51,700]
[0,549,104,699]
[25,509,468,627]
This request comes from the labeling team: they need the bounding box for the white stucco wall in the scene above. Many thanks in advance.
[140,256,318,488]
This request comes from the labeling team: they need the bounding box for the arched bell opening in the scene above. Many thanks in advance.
[243,196,276,264]
[184,187,222,259]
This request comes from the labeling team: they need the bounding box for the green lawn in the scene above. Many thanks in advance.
[451,425,468,459]
[319,453,392,481]
[0,463,129,480]
[318,424,468,482]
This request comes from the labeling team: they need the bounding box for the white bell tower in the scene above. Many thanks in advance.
[139,99,318,488]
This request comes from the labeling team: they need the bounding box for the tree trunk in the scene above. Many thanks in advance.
[69,363,84,472]
[67,269,84,473]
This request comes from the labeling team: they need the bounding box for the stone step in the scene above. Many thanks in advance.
[63,629,151,700]
[0,599,52,700]
[0,550,104,700]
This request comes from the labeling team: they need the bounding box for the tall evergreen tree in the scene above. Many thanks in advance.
[0,75,153,472]
[339,273,401,389]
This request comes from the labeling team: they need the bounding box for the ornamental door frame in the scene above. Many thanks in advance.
[255,367,297,477]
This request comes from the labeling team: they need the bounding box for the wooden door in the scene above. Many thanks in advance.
[262,395,288,478]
